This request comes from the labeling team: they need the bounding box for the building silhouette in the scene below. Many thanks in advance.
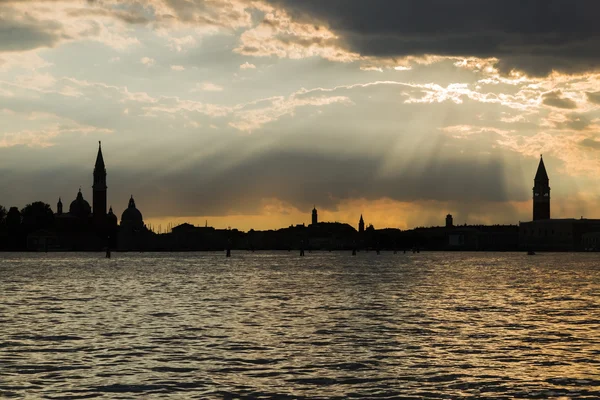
[312,206,318,225]
[121,196,144,231]
[520,156,600,251]
[107,206,117,227]
[118,195,151,250]
[533,155,550,221]
[358,214,365,233]
[446,214,453,228]
[93,141,108,225]
[47,143,119,250]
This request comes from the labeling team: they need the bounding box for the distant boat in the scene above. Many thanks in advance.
[527,250,536,255]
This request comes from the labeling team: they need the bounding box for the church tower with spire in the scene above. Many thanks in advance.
[533,155,550,221]
[93,141,107,223]
[358,214,365,233]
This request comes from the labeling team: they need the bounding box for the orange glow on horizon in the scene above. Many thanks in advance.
[144,198,534,233]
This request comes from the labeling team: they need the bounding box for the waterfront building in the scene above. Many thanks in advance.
[50,143,118,250]
[520,156,600,251]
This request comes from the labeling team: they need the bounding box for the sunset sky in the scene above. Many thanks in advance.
[1,0,600,231]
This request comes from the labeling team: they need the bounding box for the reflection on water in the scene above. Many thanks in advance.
[1,252,599,398]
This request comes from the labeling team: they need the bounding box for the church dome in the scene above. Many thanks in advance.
[69,189,92,218]
[107,206,118,226]
[121,196,144,229]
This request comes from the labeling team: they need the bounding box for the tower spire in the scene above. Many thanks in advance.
[95,141,105,169]
[93,141,108,222]
[533,155,550,220]
[534,154,548,182]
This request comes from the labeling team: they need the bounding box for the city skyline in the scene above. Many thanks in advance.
[0,143,580,234]
[1,1,600,231]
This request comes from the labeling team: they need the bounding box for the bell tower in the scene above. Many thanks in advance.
[93,141,107,222]
[533,155,550,221]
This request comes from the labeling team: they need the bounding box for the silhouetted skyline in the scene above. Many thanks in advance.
[3,143,600,252]
[0,144,566,232]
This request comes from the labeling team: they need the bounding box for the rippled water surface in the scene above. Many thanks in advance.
[1,252,600,399]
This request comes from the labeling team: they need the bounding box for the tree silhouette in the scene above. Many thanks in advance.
[21,202,54,232]
[6,207,21,230]
[4,207,23,249]
[0,205,6,249]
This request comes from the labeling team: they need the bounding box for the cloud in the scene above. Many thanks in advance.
[0,112,112,148]
[0,0,255,51]
[440,125,514,140]
[580,138,600,150]
[587,91,600,105]
[240,61,256,69]
[134,83,352,131]
[64,5,150,25]
[14,72,57,91]
[542,91,577,109]
[162,34,197,52]
[235,5,361,63]
[140,57,155,66]
[361,66,383,72]
[2,0,598,79]
[74,139,525,221]
[171,65,185,71]
[264,0,600,76]
[228,93,352,132]
[0,16,63,52]
[201,82,223,92]
[0,52,52,72]
[190,82,224,92]
[551,113,591,131]
[0,1,141,54]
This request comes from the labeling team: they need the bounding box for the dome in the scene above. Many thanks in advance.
[121,196,143,229]
[69,189,91,218]
[107,206,118,225]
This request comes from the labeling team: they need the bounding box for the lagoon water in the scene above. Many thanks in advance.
[1,252,600,399]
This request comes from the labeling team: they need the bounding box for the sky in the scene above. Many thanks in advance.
[1,0,600,231]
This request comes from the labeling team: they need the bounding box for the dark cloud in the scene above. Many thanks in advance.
[0,17,63,52]
[110,140,527,219]
[265,0,600,76]
[587,92,600,105]
[579,138,600,150]
[542,91,577,109]
[66,8,150,25]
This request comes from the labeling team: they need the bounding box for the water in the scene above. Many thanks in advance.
[1,252,599,399]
